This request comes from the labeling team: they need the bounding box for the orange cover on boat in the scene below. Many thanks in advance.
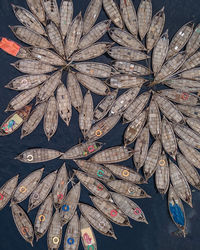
[0,37,20,56]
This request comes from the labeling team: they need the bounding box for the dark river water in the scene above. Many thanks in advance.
[0,0,200,249]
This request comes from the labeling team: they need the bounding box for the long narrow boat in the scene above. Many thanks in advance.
[186,24,200,57]
[28,170,57,211]
[186,117,200,135]
[148,99,162,139]
[79,203,117,239]
[169,161,192,207]
[74,170,111,200]
[0,105,32,136]
[90,196,132,227]
[64,212,80,250]
[47,210,62,250]
[112,61,152,75]
[34,194,53,241]
[60,141,103,159]
[74,159,115,182]
[11,203,34,246]
[26,0,46,25]
[60,182,81,226]
[104,164,146,184]
[52,163,68,209]
[60,0,73,40]
[15,148,63,163]
[176,104,200,118]
[106,180,151,199]
[90,146,134,164]
[179,51,200,73]
[80,215,97,250]
[0,175,19,210]
[42,0,60,27]
[168,184,186,237]
[111,192,148,223]
[12,168,44,204]
[179,67,200,80]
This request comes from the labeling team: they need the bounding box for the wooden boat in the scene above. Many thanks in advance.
[5,87,39,111]
[179,67,200,80]
[103,0,123,29]
[168,184,186,237]
[42,0,60,27]
[46,21,65,58]
[60,182,80,226]
[79,203,117,239]
[26,0,45,25]
[108,28,146,50]
[60,141,103,159]
[79,91,93,138]
[79,20,111,50]
[5,74,49,91]
[169,161,192,207]
[155,152,169,195]
[152,30,169,75]
[133,126,150,172]
[47,210,62,250]
[74,159,115,182]
[57,83,72,126]
[104,164,146,184]
[107,74,147,89]
[124,110,147,146]
[177,153,200,190]
[15,148,63,163]
[34,194,53,241]
[74,170,111,200]
[123,92,150,123]
[167,22,194,59]
[70,42,113,61]
[67,71,83,112]
[11,203,34,246]
[179,51,200,72]
[186,24,200,57]
[146,7,165,53]
[28,170,57,212]
[52,163,68,209]
[153,94,184,124]
[161,117,177,159]
[85,114,121,141]
[106,180,151,199]
[112,61,152,75]
[0,105,32,136]
[0,175,19,210]
[64,212,80,250]
[109,87,141,116]
[173,123,200,149]
[108,46,149,61]
[43,95,58,141]
[186,117,200,135]
[137,0,152,40]
[9,26,51,48]
[65,12,83,59]
[73,62,116,78]
[90,196,132,227]
[76,72,110,95]
[148,99,162,138]
[11,59,57,74]
[60,0,73,39]
[153,52,186,84]
[12,4,46,36]
[12,168,44,204]
[36,70,62,104]
[93,90,118,122]
[21,103,46,138]
[111,192,148,223]
[176,104,200,118]
[80,215,97,250]
[163,77,200,92]
[143,139,162,181]
[120,0,138,37]
[90,146,134,164]
[83,0,102,35]
[178,139,200,169]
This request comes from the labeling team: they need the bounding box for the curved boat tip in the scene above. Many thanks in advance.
[146,194,152,198]
[144,219,148,224]
[112,233,117,240]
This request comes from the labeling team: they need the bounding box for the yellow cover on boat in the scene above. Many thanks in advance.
[81,227,95,245]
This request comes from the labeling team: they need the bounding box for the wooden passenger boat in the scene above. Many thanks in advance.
[176,104,200,118]
[186,117,200,135]
[26,0,46,25]
[0,105,32,136]
[179,67,200,80]
[12,168,44,203]
[112,61,152,75]
[186,24,200,57]
[34,194,53,241]
[179,51,200,72]
[0,175,19,210]
[148,99,162,139]
[60,0,73,40]
[42,0,60,27]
